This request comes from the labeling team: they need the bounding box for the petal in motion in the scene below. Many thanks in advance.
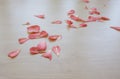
[8,49,21,58]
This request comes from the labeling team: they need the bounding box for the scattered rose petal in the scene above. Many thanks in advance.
[69,15,85,22]
[40,30,48,38]
[8,49,21,58]
[86,16,99,22]
[83,0,90,3]
[51,20,62,24]
[67,9,75,15]
[68,24,78,29]
[35,15,45,19]
[30,47,40,55]
[110,26,120,31]
[80,23,87,27]
[42,50,52,60]
[66,20,73,25]
[100,16,110,21]
[27,25,40,33]
[37,41,47,51]
[18,38,29,44]
[28,32,41,39]
[89,8,100,15]
[52,46,61,56]
[48,35,62,41]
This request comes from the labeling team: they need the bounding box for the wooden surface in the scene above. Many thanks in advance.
[0,0,120,79]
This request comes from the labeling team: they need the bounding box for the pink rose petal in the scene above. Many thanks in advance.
[83,0,90,3]
[100,16,110,21]
[8,49,21,58]
[37,41,47,51]
[51,20,62,24]
[86,16,99,22]
[42,50,52,60]
[52,46,61,56]
[89,8,100,15]
[66,20,73,25]
[69,15,85,22]
[18,38,29,44]
[48,35,62,41]
[110,26,120,31]
[27,25,40,33]
[28,32,41,39]
[30,47,40,55]
[40,30,48,38]
[35,15,45,19]
[80,23,87,27]
[68,24,78,29]
[67,9,75,15]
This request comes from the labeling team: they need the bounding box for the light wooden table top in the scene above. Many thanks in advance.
[0,0,120,79]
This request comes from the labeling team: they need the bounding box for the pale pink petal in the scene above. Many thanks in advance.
[110,26,120,31]
[52,46,61,56]
[8,49,21,58]
[48,35,62,41]
[42,50,52,60]
[18,38,29,44]
[30,47,40,55]
[86,16,99,22]
[51,20,62,24]
[89,8,100,15]
[65,20,73,25]
[40,30,48,38]
[37,41,47,51]
[80,23,87,27]
[28,32,41,39]
[100,16,110,21]
[83,0,90,3]
[35,15,45,19]
[94,11,100,15]
[69,15,85,22]
[67,9,75,15]
[27,25,40,33]
[68,24,78,29]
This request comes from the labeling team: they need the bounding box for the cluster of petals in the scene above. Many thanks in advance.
[8,0,120,60]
